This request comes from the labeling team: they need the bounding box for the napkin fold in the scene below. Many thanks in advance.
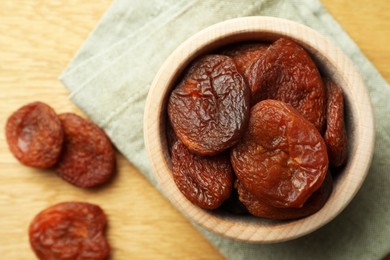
[60,0,390,259]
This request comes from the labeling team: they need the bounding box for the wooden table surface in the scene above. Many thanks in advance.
[0,0,388,259]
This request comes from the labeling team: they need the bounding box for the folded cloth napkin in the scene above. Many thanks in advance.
[60,0,390,259]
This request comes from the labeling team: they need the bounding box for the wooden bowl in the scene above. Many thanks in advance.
[144,17,375,243]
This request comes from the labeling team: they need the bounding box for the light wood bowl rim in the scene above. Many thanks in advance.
[144,16,375,243]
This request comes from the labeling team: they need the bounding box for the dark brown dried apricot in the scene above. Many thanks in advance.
[29,202,110,260]
[324,79,348,168]
[171,140,233,209]
[55,113,116,188]
[5,101,63,168]
[168,54,250,156]
[248,38,326,132]
[237,171,333,219]
[231,100,328,208]
[221,43,269,83]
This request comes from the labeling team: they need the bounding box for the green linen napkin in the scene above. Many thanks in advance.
[60,0,390,259]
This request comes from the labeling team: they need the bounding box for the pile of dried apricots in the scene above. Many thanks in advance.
[5,102,113,259]
[167,38,348,219]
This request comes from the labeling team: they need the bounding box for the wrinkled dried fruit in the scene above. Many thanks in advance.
[221,43,269,83]
[248,38,326,132]
[237,171,333,219]
[29,202,110,260]
[55,113,116,188]
[231,100,328,208]
[324,79,348,168]
[5,101,63,168]
[171,140,233,209]
[168,54,250,156]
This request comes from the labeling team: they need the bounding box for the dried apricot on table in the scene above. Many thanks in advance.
[29,202,110,260]
[237,171,333,219]
[5,101,63,168]
[248,38,327,132]
[324,79,348,168]
[168,54,250,156]
[231,100,328,208]
[55,113,116,188]
[171,140,233,209]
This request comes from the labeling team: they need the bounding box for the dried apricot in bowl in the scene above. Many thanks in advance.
[236,171,333,219]
[221,43,269,83]
[231,100,328,208]
[168,54,250,156]
[324,78,348,168]
[144,17,375,243]
[248,38,327,133]
[171,140,233,209]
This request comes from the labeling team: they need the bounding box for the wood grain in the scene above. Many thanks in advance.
[322,0,390,83]
[0,0,388,259]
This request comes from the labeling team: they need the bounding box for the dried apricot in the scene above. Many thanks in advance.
[237,171,333,219]
[55,113,116,188]
[221,43,269,83]
[5,101,63,168]
[324,79,348,167]
[231,100,328,208]
[29,202,110,260]
[171,140,233,209]
[168,54,250,156]
[248,38,326,132]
